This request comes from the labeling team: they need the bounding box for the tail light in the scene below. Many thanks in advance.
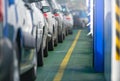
[43,13,48,18]
[66,16,71,20]
[0,0,3,22]
[54,13,59,16]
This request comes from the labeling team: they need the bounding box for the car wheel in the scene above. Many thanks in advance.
[58,33,63,43]
[21,51,37,81]
[66,29,68,36]
[21,66,37,81]
[63,33,65,40]
[44,39,48,57]
[69,29,73,35]
[37,43,44,66]
[48,36,54,51]
[54,36,58,47]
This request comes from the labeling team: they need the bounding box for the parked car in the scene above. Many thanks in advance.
[57,3,67,37]
[79,10,88,28]
[0,1,20,81]
[39,0,58,50]
[0,0,37,81]
[13,0,38,80]
[0,37,19,81]
[61,5,74,34]
[47,0,65,43]
[24,0,49,66]
[70,10,81,28]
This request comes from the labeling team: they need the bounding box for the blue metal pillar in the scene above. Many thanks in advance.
[93,0,104,72]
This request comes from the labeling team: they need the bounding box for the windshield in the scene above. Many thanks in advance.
[42,6,50,13]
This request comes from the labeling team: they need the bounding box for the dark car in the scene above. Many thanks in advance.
[71,10,81,28]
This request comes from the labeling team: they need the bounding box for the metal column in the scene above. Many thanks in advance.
[93,0,104,72]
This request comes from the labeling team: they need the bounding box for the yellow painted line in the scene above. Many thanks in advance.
[116,52,120,60]
[116,5,120,16]
[116,37,120,60]
[116,36,120,48]
[116,21,120,32]
[116,4,120,61]
[53,30,81,81]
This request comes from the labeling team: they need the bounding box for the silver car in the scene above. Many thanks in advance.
[39,0,58,50]
[61,5,74,34]
[0,1,19,81]
[24,0,49,66]
[47,0,65,42]
[0,0,37,81]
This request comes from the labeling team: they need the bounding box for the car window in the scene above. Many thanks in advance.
[61,6,69,15]
[42,6,50,13]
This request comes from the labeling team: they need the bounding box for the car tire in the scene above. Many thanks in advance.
[54,36,58,47]
[63,33,65,40]
[37,43,44,66]
[44,39,48,57]
[19,45,37,81]
[21,58,37,81]
[58,33,63,43]
[69,30,73,35]
[48,37,54,51]
[66,30,68,36]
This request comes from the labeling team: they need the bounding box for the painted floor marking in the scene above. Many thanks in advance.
[53,30,81,81]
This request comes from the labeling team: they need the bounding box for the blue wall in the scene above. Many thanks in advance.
[93,0,104,72]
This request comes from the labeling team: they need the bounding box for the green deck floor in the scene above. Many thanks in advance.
[36,28,105,81]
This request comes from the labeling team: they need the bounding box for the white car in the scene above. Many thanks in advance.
[61,5,74,34]
[0,0,38,81]
[47,0,65,42]
[0,0,20,81]
[79,10,88,28]
[15,0,38,80]
[40,0,58,50]
[28,2,48,66]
